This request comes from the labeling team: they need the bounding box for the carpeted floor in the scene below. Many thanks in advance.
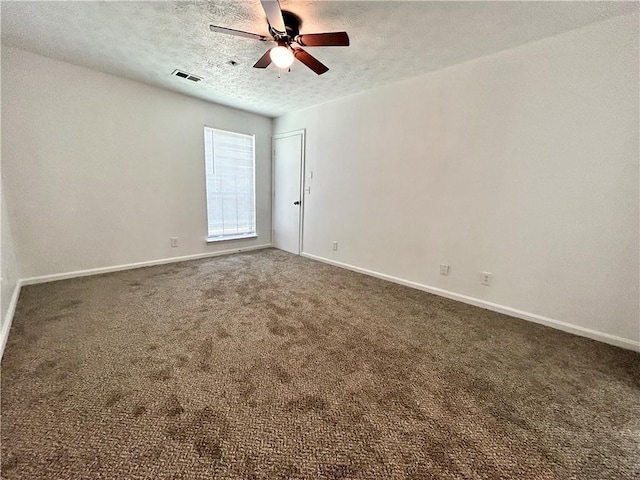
[1,248,639,479]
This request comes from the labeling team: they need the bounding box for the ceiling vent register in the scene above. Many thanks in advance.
[171,69,203,82]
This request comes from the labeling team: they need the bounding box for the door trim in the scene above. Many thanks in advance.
[272,129,306,255]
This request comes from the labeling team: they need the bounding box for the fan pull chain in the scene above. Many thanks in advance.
[276,66,290,78]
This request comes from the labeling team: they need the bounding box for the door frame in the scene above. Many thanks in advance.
[272,129,306,255]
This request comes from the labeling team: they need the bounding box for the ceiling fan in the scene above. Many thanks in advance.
[209,0,349,75]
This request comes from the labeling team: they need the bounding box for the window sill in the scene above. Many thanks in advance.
[206,234,258,244]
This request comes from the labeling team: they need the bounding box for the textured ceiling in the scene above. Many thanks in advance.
[1,1,637,118]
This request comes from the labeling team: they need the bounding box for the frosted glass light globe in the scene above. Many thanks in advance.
[270,46,294,69]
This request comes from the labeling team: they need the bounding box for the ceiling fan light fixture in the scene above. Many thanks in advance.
[270,46,294,69]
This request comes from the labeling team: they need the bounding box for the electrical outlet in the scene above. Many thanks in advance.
[440,264,449,276]
[481,272,492,286]
[171,237,179,248]
[332,241,338,251]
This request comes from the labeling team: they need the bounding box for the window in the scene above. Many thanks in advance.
[204,127,256,242]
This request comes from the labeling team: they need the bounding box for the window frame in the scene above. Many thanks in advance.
[203,126,258,244]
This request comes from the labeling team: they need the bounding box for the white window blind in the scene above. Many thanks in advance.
[204,127,256,241]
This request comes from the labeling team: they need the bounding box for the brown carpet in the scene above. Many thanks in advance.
[1,248,639,479]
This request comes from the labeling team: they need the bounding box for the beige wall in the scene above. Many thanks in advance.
[275,14,640,348]
[1,47,273,280]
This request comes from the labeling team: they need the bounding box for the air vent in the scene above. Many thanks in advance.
[171,69,203,82]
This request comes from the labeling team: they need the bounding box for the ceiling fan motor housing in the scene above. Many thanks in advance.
[269,10,301,42]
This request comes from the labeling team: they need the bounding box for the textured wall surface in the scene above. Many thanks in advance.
[275,13,640,346]
[1,1,637,116]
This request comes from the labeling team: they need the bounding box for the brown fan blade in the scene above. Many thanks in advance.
[295,32,350,47]
[209,25,270,42]
[253,49,273,69]
[260,0,286,34]
[293,48,329,75]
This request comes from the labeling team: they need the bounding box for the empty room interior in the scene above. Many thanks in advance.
[1,1,639,479]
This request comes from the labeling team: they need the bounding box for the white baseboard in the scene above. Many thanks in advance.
[21,244,272,286]
[301,252,640,353]
[0,279,23,360]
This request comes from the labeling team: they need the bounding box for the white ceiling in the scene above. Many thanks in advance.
[1,1,637,118]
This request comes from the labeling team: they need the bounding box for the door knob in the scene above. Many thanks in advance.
[293,201,300,205]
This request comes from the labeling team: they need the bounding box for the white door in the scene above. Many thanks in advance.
[273,130,304,255]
